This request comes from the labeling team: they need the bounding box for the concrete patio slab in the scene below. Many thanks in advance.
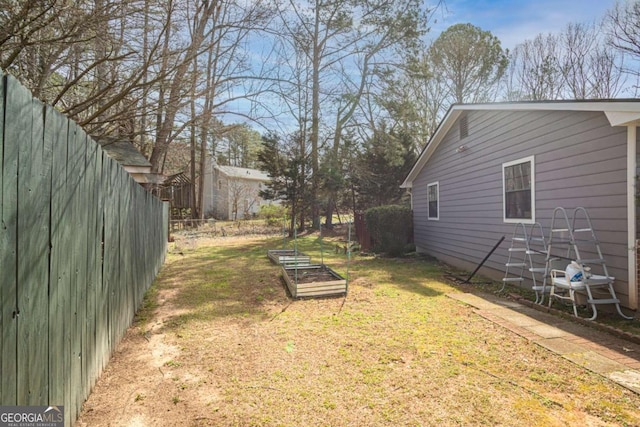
[564,350,629,374]
[526,323,573,339]
[449,292,507,310]
[608,370,640,394]
[535,337,588,355]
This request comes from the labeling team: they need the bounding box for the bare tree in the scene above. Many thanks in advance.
[560,22,626,99]
[266,12,316,230]
[149,1,221,172]
[607,1,640,58]
[0,0,180,140]
[228,179,259,220]
[0,0,274,181]
[190,0,274,217]
[606,0,640,95]
[375,51,449,144]
[271,0,431,227]
[504,21,626,101]
[589,45,627,98]
[504,33,564,100]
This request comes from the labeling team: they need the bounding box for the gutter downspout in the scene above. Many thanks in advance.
[627,124,638,310]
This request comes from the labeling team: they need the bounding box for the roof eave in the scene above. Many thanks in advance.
[401,100,640,188]
[401,108,462,188]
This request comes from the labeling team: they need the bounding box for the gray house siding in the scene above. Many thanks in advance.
[211,166,271,220]
[212,168,231,219]
[413,109,632,305]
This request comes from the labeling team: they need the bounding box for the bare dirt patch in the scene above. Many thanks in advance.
[77,233,640,426]
[283,265,342,284]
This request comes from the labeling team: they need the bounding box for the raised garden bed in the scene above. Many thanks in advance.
[267,249,311,266]
[281,264,347,298]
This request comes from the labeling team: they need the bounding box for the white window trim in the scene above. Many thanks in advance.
[427,181,439,220]
[502,156,535,224]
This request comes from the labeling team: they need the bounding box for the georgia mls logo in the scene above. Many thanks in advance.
[0,406,64,427]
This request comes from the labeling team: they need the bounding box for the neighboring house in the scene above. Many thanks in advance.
[210,163,272,220]
[97,137,162,185]
[401,100,640,311]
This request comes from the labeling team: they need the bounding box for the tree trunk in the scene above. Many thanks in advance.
[325,54,371,227]
[150,1,215,173]
[140,0,150,155]
[310,0,321,229]
[190,102,198,219]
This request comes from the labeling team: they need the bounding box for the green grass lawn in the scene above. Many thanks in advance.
[80,232,640,426]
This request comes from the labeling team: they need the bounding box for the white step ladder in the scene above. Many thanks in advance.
[502,222,549,304]
[545,207,632,320]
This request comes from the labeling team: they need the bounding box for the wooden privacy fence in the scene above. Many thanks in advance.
[0,74,169,426]
[354,212,372,251]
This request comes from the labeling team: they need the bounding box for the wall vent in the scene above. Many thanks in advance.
[459,114,469,139]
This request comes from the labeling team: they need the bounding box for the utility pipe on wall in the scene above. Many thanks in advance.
[627,124,637,310]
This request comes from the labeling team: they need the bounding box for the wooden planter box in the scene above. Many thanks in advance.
[281,264,347,298]
[267,249,311,266]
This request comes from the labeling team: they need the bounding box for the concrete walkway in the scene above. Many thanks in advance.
[448,292,640,394]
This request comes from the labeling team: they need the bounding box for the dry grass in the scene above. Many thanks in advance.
[78,232,640,427]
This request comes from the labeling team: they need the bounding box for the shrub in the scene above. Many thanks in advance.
[258,204,287,226]
[365,205,412,256]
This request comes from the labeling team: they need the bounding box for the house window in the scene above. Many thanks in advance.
[427,182,439,220]
[503,156,535,223]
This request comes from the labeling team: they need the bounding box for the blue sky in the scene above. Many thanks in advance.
[428,0,616,50]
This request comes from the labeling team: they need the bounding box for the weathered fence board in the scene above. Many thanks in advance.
[96,152,111,373]
[47,104,68,413]
[49,105,74,427]
[15,84,32,405]
[0,73,3,405]
[2,75,21,404]
[17,93,51,405]
[67,121,84,422]
[0,72,168,427]
[84,138,99,396]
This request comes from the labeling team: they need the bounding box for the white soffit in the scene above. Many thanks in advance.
[605,111,640,127]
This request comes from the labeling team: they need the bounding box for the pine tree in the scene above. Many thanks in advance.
[257,132,309,234]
